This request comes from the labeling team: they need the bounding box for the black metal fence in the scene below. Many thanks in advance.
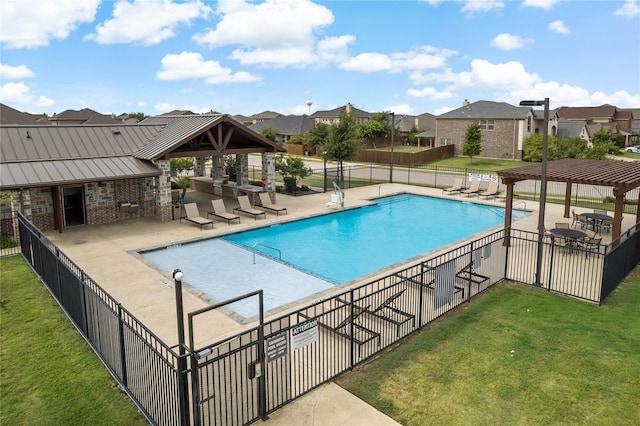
[17,213,185,426]
[0,210,20,257]
[15,209,640,425]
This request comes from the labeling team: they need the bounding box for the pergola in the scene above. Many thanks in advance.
[497,159,640,240]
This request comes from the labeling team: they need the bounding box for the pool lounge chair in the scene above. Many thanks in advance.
[298,304,380,356]
[180,203,213,230]
[460,180,481,197]
[208,199,240,225]
[478,182,499,199]
[257,192,287,215]
[234,195,267,220]
[455,261,489,293]
[442,178,463,195]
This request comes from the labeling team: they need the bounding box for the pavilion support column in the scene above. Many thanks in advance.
[502,181,515,247]
[194,157,206,177]
[155,159,173,222]
[213,156,225,179]
[612,189,626,240]
[563,183,572,218]
[262,153,276,202]
[237,154,249,186]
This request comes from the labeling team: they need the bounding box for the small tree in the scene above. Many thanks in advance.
[170,158,194,176]
[127,111,148,122]
[323,107,362,185]
[260,127,278,143]
[275,155,312,192]
[306,122,330,153]
[462,121,482,164]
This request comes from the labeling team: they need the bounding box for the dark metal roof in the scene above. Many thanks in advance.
[1,124,164,189]
[134,114,285,160]
[248,115,315,135]
[497,159,640,193]
[1,157,160,189]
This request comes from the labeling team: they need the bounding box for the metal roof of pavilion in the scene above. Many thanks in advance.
[497,159,640,193]
[134,114,285,160]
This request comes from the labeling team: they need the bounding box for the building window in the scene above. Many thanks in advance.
[439,138,452,146]
[527,116,531,132]
[480,119,495,130]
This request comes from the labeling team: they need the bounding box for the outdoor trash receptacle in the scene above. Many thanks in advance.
[173,203,181,220]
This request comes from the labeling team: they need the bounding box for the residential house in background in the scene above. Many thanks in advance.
[554,104,638,146]
[249,111,282,124]
[0,103,50,125]
[436,100,542,160]
[48,107,136,125]
[555,121,590,141]
[310,103,372,125]
[248,115,315,144]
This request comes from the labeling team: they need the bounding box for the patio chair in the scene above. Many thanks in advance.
[576,214,589,230]
[257,192,287,216]
[478,182,499,199]
[180,203,213,230]
[208,199,240,225]
[460,180,481,197]
[578,237,602,257]
[455,261,489,293]
[593,209,607,215]
[571,209,578,227]
[234,195,267,220]
[555,222,570,228]
[597,218,613,234]
[442,178,463,195]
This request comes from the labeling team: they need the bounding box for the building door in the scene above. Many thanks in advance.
[63,186,86,227]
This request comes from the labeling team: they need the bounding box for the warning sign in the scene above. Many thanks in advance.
[291,319,318,350]
[266,333,288,362]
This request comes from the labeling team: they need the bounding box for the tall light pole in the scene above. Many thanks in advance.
[389,111,395,183]
[520,98,549,287]
[323,151,327,193]
[172,268,190,426]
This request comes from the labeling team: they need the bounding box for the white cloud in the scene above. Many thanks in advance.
[154,102,177,113]
[455,59,542,90]
[407,87,456,100]
[340,46,455,73]
[0,64,35,79]
[87,0,211,46]
[460,0,505,15]
[522,0,561,11]
[614,0,640,17]
[385,104,414,115]
[548,20,570,34]
[316,35,356,64]
[491,33,534,50]
[156,52,262,84]
[0,81,54,107]
[434,106,454,115]
[0,0,99,49]
[193,0,335,67]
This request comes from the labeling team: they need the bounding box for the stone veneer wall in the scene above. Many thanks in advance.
[155,160,173,222]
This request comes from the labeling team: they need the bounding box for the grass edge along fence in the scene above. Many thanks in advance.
[16,210,640,426]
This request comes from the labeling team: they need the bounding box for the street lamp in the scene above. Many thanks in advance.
[389,111,395,183]
[323,151,328,193]
[519,98,550,287]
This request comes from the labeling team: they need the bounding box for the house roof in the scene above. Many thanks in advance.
[311,103,372,119]
[555,104,617,120]
[0,103,47,125]
[438,100,529,120]
[248,115,315,135]
[249,111,282,120]
[556,121,587,138]
[497,159,640,193]
[0,125,165,189]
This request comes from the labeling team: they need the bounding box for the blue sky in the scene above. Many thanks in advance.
[1,0,639,117]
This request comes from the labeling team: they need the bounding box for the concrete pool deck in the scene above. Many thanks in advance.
[43,183,624,425]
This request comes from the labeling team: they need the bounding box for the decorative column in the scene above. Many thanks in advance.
[156,159,173,222]
[262,153,276,201]
[237,154,249,186]
[194,156,206,177]
[213,156,225,179]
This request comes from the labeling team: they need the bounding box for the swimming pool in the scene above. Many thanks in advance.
[141,194,527,316]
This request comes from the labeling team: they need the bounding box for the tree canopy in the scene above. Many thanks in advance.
[523,133,609,161]
[260,127,278,143]
[323,107,362,184]
[462,121,482,163]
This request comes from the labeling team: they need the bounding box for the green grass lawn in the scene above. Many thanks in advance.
[337,274,640,425]
[0,255,149,426]
[428,156,524,171]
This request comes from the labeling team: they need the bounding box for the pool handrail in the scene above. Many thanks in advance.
[253,243,282,264]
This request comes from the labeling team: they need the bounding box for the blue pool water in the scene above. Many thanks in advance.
[141,194,527,317]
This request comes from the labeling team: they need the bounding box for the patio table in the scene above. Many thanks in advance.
[550,228,588,250]
[582,213,613,232]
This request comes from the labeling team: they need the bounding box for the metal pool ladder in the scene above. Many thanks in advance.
[253,243,282,264]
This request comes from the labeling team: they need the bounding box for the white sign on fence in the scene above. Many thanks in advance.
[291,319,318,350]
